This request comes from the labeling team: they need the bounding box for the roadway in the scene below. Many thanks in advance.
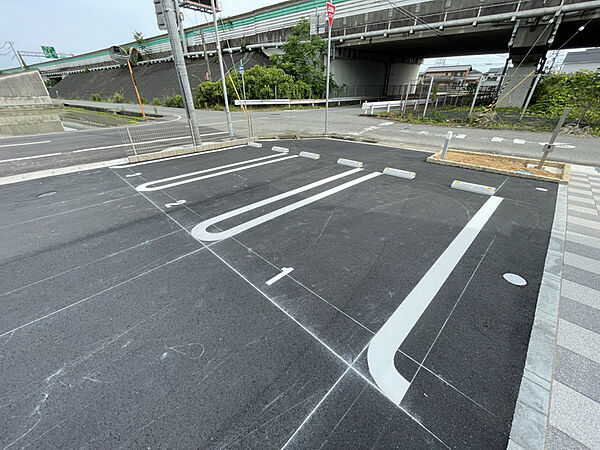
[0,139,556,448]
[0,99,597,180]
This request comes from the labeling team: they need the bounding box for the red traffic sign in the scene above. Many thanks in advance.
[326,2,336,27]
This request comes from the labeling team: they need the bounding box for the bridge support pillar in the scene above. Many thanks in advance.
[496,20,556,107]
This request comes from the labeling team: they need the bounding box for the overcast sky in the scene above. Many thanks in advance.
[0,0,575,71]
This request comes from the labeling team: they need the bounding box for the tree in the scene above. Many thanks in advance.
[133,31,152,59]
[270,19,330,96]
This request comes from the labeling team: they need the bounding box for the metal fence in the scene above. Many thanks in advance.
[120,119,198,157]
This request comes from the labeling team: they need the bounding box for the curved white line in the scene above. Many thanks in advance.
[367,196,503,405]
[136,154,296,192]
[191,169,379,242]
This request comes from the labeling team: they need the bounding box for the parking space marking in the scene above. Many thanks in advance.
[266,267,294,285]
[136,154,295,192]
[191,168,374,242]
[367,195,504,405]
[0,152,62,163]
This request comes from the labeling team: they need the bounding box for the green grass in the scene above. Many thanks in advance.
[62,106,145,122]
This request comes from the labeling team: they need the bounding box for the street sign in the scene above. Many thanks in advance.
[326,2,336,27]
[180,0,219,12]
[154,0,166,30]
[41,46,58,59]
[239,64,244,73]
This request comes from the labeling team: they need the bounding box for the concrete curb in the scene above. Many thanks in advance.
[507,184,567,450]
[426,150,571,184]
[127,137,254,163]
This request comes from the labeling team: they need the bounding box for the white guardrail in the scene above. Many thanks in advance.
[362,99,428,114]
[234,96,369,106]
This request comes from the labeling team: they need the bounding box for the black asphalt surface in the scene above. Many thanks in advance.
[0,139,557,448]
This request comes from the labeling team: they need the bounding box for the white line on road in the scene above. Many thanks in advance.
[455,134,466,139]
[0,140,51,148]
[136,154,292,192]
[513,139,526,144]
[0,152,62,163]
[367,195,503,405]
[266,267,294,285]
[192,169,379,242]
[491,137,504,142]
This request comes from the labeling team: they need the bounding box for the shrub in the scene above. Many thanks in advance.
[112,90,125,103]
[90,93,102,102]
[152,97,162,106]
[140,97,148,104]
[163,95,184,108]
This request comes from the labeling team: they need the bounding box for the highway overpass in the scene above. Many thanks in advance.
[9,0,600,106]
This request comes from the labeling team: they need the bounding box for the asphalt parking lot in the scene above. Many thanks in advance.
[0,138,557,448]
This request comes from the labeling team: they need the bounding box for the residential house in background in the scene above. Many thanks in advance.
[560,48,600,73]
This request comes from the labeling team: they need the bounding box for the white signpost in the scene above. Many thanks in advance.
[324,2,335,135]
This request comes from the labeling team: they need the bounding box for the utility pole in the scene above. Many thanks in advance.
[200,30,212,81]
[324,2,336,135]
[173,0,188,54]
[210,0,234,137]
[161,0,201,144]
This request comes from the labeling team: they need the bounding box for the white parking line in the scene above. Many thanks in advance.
[192,169,379,242]
[136,154,296,191]
[0,140,51,148]
[0,152,62,163]
[266,267,294,285]
[367,195,503,405]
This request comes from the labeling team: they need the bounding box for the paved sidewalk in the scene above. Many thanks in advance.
[547,165,600,449]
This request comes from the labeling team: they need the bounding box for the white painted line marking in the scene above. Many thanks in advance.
[0,140,51,148]
[0,152,62,163]
[538,141,575,149]
[125,172,142,178]
[191,169,375,242]
[380,122,394,126]
[136,154,292,192]
[266,267,294,285]
[454,134,466,139]
[513,139,526,144]
[536,187,548,192]
[491,137,504,142]
[367,196,503,405]
[165,200,187,208]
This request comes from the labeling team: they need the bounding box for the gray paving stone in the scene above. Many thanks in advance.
[554,346,600,403]
[561,279,600,310]
[562,264,600,291]
[547,426,589,450]
[549,381,600,449]
[569,198,598,209]
[511,400,548,450]
[566,231,600,249]
[557,318,600,364]
[567,223,600,240]
[565,240,600,261]
[569,215,600,230]
[568,204,598,216]
[564,252,600,275]
[568,209,600,221]
[560,297,600,334]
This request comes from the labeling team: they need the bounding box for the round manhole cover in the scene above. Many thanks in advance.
[503,273,527,286]
[37,191,57,198]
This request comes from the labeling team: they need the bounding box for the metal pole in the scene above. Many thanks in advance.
[200,30,212,81]
[537,107,569,169]
[469,75,484,119]
[241,70,246,103]
[402,83,410,114]
[441,130,453,160]
[520,72,542,121]
[173,0,188,54]
[210,0,234,137]
[126,60,147,120]
[423,77,434,118]
[161,0,201,144]
[8,41,25,68]
[325,21,332,135]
